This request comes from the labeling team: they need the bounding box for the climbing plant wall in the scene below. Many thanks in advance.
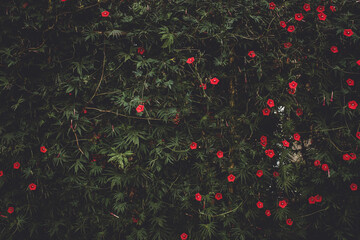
[0,0,359,239]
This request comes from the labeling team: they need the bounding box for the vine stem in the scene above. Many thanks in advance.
[86,107,162,121]
[71,127,84,155]
[299,207,329,218]
[199,197,247,218]
[88,42,106,104]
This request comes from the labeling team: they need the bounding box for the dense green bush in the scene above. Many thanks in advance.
[1,0,359,239]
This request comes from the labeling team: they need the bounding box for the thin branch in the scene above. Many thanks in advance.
[298,126,346,133]
[327,138,348,152]
[86,107,163,121]
[71,127,84,155]
[199,197,247,218]
[88,43,106,104]
[299,207,329,218]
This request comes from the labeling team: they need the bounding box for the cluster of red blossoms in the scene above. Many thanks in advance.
[288,81,298,95]
[308,195,322,204]
[263,99,275,116]
[260,135,267,147]
[313,159,329,172]
[265,149,275,158]
[343,153,357,161]
[195,192,223,202]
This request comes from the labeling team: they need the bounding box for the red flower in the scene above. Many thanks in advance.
[83,109,87,114]
[40,146,47,153]
[279,200,287,208]
[350,183,358,191]
[262,108,270,116]
[257,201,264,209]
[357,60,360,66]
[137,47,145,55]
[321,164,329,171]
[199,83,207,89]
[256,170,263,178]
[315,195,322,203]
[346,78,354,86]
[314,160,321,166]
[318,12,327,21]
[289,81,298,89]
[344,29,353,37]
[29,183,37,191]
[286,218,293,226]
[132,217,138,223]
[215,193,223,200]
[293,133,300,141]
[101,11,109,17]
[330,46,338,53]
[190,142,197,150]
[269,2,276,10]
[181,233,188,240]
[288,88,296,95]
[349,153,356,160]
[303,3,311,12]
[136,104,144,113]
[348,100,358,110]
[343,154,350,161]
[248,51,256,58]
[0,170,3,177]
[265,209,271,216]
[265,149,275,158]
[316,5,325,12]
[228,174,235,182]
[273,171,279,178]
[267,99,275,108]
[296,108,303,116]
[357,132,360,140]
[260,136,267,147]
[13,162,20,169]
[7,207,14,214]
[210,77,219,85]
[287,25,295,33]
[295,13,304,21]
[284,42,292,48]
[23,2,29,8]
[330,6,336,12]
[308,196,316,204]
[195,193,202,201]
[217,150,224,158]
[282,140,289,147]
[280,21,287,28]
[186,57,194,64]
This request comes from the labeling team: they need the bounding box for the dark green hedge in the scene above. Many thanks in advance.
[1,0,360,239]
